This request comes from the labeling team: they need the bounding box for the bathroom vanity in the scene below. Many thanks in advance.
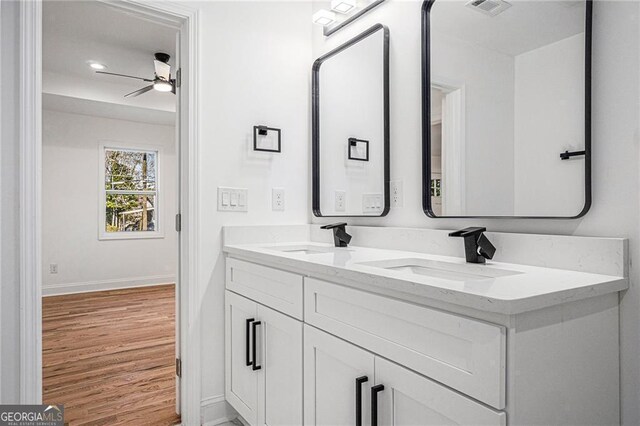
[223,225,627,426]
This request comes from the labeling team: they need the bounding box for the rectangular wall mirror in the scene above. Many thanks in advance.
[423,0,592,218]
[313,24,390,217]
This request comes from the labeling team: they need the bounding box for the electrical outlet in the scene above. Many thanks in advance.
[272,188,285,211]
[49,264,58,274]
[391,180,403,208]
[335,190,346,212]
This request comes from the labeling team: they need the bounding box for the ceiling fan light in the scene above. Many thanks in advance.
[88,61,106,70]
[153,80,173,92]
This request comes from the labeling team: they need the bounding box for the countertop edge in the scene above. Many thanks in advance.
[223,245,628,315]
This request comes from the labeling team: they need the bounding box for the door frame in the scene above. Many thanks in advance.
[18,1,201,423]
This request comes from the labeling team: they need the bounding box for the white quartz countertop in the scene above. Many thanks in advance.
[223,241,628,315]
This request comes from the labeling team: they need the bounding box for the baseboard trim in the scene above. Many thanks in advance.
[201,395,238,426]
[42,274,176,296]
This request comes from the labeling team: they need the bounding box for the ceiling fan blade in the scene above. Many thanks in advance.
[124,85,154,98]
[154,60,171,81]
[96,71,153,82]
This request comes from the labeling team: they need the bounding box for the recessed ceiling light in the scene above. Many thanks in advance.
[312,9,337,26]
[331,0,356,14]
[88,61,106,71]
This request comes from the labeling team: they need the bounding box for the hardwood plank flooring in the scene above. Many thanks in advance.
[43,285,180,426]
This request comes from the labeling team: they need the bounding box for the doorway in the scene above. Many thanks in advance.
[431,83,465,216]
[40,2,181,423]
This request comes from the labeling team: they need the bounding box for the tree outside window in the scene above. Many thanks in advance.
[104,148,158,233]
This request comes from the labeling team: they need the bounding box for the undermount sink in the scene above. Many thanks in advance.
[359,258,522,282]
[265,244,338,255]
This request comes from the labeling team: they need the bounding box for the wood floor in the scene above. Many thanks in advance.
[42,285,180,426]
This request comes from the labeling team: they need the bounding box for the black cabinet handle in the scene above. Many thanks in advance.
[355,376,368,426]
[245,318,255,366]
[371,384,384,426]
[251,321,262,371]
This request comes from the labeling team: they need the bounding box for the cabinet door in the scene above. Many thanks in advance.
[257,304,303,426]
[304,325,375,426]
[374,357,506,426]
[225,291,259,425]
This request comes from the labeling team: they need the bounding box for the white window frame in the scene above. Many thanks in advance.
[98,141,164,240]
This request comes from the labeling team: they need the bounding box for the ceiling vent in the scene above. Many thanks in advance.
[465,0,512,17]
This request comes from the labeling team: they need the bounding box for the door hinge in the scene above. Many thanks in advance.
[176,358,182,378]
[175,213,181,232]
[176,68,182,88]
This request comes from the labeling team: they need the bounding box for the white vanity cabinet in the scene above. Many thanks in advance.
[303,325,505,426]
[225,252,622,426]
[225,290,303,426]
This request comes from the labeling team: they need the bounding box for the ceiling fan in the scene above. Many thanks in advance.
[96,52,175,98]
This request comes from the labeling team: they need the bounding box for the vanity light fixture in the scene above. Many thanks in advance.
[313,9,337,26]
[87,61,106,70]
[331,0,357,14]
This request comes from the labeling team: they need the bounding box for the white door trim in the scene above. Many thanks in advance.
[20,1,201,423]
[19,0,43,404]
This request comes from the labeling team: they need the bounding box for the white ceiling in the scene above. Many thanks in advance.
[43,1,178,111]
[431,0,586,57]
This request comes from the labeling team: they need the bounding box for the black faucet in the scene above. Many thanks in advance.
[449,227,496,264]
[321,223,352,247]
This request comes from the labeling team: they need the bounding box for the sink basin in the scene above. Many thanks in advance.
[359,258,522,282]
[264,244,337,255]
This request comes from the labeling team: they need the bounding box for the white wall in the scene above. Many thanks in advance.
[514,33,585,216]
[311,1,640,424]
[41,108,177,295]
[189,0,313,413]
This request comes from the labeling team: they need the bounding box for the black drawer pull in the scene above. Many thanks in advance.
[371,384,384,426]
[252,321,262,371]
[355,376,368,426]
[246,318,255,366]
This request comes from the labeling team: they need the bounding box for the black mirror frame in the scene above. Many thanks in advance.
[312,23,390,218]
[421,0,592,219]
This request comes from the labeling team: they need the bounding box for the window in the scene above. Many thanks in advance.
[99,144,162,239]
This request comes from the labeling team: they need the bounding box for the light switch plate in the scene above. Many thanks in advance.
[272,188,285,211]
[335,190,346,212]
[363,193,383,214]
[218,187,248,212]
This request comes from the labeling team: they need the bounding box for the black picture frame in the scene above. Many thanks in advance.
[253,125,281,153]
[348,138,370,161]
[422,0,592,219]
[312,23,390,217]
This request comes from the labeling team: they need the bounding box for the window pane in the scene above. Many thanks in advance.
[106,194,157,232]
[105,149,157,191]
